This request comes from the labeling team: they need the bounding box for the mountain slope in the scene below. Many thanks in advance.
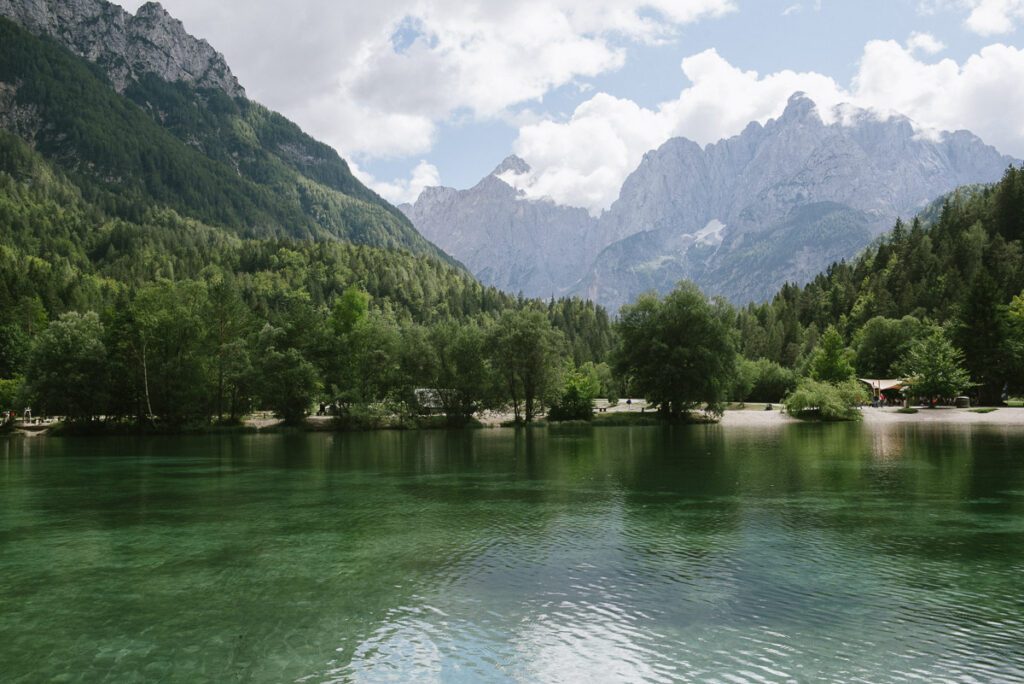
[737,166,1024,402]
[0,0,243,95]
[405,94,1017,307]
[579,94,1016,307]
[401,156,600,295]
[0,3,446,259]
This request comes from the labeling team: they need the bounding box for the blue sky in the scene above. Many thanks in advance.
[124,0,1024,210]
[397,0,1012,191]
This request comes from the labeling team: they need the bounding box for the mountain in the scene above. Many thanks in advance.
[0,0,243,96]
[581,94,1017,307]
[400,156,599,296]
[0,0,446,258]
[405,93,1017,308]
[0,0,615,388]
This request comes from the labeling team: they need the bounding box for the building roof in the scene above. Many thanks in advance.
[858,378,905,391]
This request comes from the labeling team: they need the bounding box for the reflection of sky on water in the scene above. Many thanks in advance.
[327,425,1024,682]
[2,425,1023,682]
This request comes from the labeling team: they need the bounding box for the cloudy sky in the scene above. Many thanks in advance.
[117,0,1024,212]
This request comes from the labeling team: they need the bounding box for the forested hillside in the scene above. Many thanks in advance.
[0,17,441,256]
[733,166,1024,405]
[0,126,614,426]
[0,7,621,430]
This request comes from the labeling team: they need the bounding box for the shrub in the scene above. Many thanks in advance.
[747,358,798,402]
[785,378,867,421]
[549,367,599,422]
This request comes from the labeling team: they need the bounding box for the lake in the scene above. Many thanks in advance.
[1,424,1023,683]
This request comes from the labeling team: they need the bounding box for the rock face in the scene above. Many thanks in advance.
[578,93,1018,308]
[401,157,600,296]
[0,0,244,96]
[406,94,1017,308]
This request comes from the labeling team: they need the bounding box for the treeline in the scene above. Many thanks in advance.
[3,114,1023,426]
[2,278,614,427]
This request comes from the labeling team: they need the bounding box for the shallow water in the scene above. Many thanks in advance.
[1,424,1023,683]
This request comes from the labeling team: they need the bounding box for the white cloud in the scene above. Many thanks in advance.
[964,0,1024,34]
[917,0,1024,35]
[852,40,1024,155]
[507,40,1024,213]
[119,0,735,160]
[906,31,946,54]
[782,4,802,16]
[509,49,846,213]
[113,1,1024,216]
[353,161,442,205]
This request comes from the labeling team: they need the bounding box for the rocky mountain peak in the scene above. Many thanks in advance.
[136,1,169,18]
[492,155,531,176]
[405,92,1018,309]
[778,91,821,124]
[0,0,245,97]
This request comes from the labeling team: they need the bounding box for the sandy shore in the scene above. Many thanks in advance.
[13,404,1023,435]
[719,405,1024,427]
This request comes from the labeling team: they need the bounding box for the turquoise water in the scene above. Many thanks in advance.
[1,424,1023,683]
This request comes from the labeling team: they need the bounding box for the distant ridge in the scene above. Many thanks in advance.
[404,93,1018,307]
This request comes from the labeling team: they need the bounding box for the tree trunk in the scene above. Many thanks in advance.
[140,339,155,424]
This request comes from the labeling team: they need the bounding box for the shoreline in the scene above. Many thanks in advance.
[6,405,1024,438]
[719,405,1024,427]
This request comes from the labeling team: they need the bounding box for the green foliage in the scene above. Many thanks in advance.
[0,18,442,257]
[128,280,212,424]
[897,330,974,402]
[581,361,617,403]
[853,316,927,378]
[808,326,855,383]
[734,357,798,403]
[955,273,1013,404]
[736,166,1024,401]
[345,312,403,404]
[25,312,108,421]
[613,282,737,417]
[0,324,29,377]
[784,378,867,421]
[0,375,23,410]
[732,358,759,403]
[256,332,321,425]
[751,359,798,402]
[330,286,370,337]
[549,366,600,421]
[429,322,497,423]
[487,309,566,422]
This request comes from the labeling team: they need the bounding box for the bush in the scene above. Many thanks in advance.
[747,358,798,403]
[0,376,24,412]
[549,367,599,422]
[784,379,867,421]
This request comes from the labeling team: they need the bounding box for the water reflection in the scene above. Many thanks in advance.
[1,424,1023,682]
